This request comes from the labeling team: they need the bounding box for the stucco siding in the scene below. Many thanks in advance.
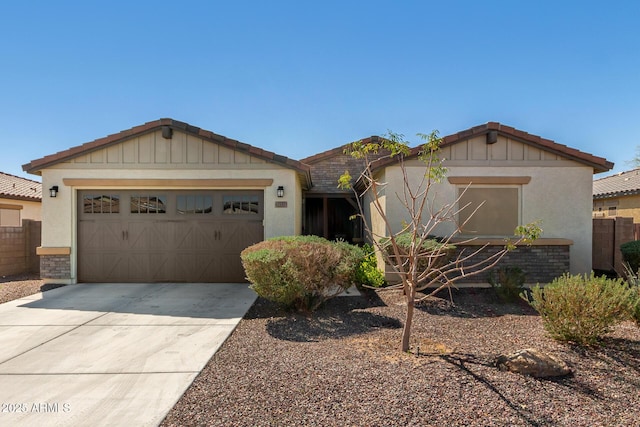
[0,198,41,222]
[594,194,640,222]
[375,162,594,275]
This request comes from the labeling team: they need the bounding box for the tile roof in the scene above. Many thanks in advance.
[0,172,42,201]
[593,168,640,198]
[370,122,614,174]
[22,118,312,188]
[300,136,383,164]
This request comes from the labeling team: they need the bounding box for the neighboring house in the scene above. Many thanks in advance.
[0,172,42,226]
[593,168,640,221]
[23,119,612,285]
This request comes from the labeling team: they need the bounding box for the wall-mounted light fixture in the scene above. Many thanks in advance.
[276,186,284,198]
[49,186,59,198]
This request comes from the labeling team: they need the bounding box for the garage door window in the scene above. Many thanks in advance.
[177,195,213,214]
[131,195,167,214]
[83,195,120,214]
[223,195,259,214]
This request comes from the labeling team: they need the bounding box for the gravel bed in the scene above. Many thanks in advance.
[0,274,65,304]
[162,288,640,427]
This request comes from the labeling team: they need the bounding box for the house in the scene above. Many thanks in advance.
[0,172,42,276]
[23,119,612,285]
[593,168,640,221]
[0,172,42,226]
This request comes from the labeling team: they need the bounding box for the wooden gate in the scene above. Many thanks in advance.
[592,217,634,274]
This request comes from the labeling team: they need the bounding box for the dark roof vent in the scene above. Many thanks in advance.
[486,130,498,144]
[161,125,173,139]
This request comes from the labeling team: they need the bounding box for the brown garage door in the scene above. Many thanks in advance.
[78,190,263,283]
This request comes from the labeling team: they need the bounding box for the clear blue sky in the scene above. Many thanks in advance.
[2,1,639,181]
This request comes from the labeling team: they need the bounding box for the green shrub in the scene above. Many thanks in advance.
[621,263,640,327]
[488,266,526,302]
[380,233,455,271]
[528,273,636,345]
[354,243,386,288]
[620,240,640,273]
[241,236,364,312]
[630,288,640,327]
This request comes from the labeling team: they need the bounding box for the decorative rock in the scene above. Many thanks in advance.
[496,348,572,378]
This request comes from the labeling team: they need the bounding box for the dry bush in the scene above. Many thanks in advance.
[529,273,635,345]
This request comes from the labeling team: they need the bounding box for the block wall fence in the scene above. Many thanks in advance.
[0,220,41,277]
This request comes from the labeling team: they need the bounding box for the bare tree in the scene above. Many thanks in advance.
[627,146,640,168]
[339,130,541,352]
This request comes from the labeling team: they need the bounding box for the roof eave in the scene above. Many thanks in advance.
[594,189,640,199]
[23,119,313,181]
[0,194,42,202]
[370,123,613,174]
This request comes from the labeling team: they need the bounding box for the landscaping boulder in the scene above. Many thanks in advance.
[496,348,572,378]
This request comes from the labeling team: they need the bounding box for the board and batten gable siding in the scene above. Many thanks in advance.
[54,129,279,169]
[440,134,570,164]
[370,134,594,275]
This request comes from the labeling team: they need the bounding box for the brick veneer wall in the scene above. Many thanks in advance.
[309,153,367,193]
[0,220,41,276]
[451,243,571,284]
[304,144,390,194]
[40,255,71,280]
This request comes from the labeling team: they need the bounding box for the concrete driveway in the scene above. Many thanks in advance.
[0,283,257,427]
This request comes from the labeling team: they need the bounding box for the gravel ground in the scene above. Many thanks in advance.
[162,287,640,427]
[0,273,64,304]
[1,276,637,426]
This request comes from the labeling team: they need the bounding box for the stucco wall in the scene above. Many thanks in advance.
[593,194,640,223]
[377,163,594,275]
[0,198,41,222]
